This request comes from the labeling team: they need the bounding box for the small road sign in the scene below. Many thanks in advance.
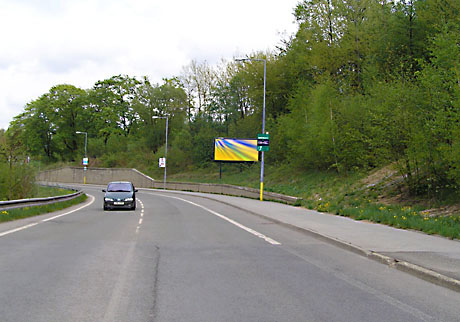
[257,133,270,152]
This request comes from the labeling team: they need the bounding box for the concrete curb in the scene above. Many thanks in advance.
[153,189,460,293]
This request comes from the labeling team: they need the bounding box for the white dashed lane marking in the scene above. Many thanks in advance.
[135,199,145,234]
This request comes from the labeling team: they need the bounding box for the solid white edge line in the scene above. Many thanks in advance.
[0,194,95,238]
[0,223,39,237]
[158,194,281,245]
[42,194,95,222]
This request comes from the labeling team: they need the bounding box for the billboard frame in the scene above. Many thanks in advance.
[213,137,259,163]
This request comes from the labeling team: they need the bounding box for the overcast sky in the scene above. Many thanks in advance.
[0,0,299,130]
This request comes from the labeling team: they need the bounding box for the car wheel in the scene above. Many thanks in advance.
[103,204,108,211]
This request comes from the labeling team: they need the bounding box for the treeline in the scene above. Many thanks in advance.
[4,0,460,198]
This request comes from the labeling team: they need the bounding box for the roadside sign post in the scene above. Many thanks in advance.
[152,115,169,190]
[82,158,88,184]
[76,131,88,184]
[235,58,267,201]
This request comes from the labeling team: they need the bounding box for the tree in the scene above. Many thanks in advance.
[12,90,60,161]
[180,60,217,119]
[93,75,142,137]
[414,22,460,194]
[47,85,88,160]
[134,78,188,153]
[0,124,35,200]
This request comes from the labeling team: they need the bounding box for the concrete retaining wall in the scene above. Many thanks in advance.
[38,167,301,205]
[38,167,155,188]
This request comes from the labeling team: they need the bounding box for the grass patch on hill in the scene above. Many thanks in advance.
[338,204,460,239]
[169,163,460,239]
[34,185,75,198]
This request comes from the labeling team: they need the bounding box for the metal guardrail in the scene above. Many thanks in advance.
[0,186,83,211]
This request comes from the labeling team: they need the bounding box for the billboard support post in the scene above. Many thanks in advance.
[76,131,88,184]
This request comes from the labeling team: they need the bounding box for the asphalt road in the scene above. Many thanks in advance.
[1,185,460,322]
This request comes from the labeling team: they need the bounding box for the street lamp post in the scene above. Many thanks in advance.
[152,116,169,190]
[75,131,88,184]
[235,58,266,201]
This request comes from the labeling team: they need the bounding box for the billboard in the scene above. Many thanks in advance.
[214,138,258,162]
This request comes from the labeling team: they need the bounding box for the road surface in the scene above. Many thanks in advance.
[1,185,459,322]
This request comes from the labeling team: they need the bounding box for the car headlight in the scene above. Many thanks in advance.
[125,198,133,202]
[105,198,114,201]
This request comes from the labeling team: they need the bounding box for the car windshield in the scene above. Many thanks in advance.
[107,183,132,192]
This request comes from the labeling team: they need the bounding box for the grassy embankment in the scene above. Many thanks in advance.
[0,185,87,223]
[168,163,460,240]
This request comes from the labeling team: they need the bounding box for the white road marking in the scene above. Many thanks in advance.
[158,194,281,245]
[0,223,39,237]
[135,198,144,234]
[42,195,95,222]
[0,194,95,238]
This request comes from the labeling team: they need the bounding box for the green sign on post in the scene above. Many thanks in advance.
[257,133,270,152]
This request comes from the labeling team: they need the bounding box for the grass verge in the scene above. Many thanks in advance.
[0,194,87,223]
[169,163,460,240]
[329,204,460,240]
[34,185,75,198]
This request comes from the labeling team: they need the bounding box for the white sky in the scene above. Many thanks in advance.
[0,0,299,130]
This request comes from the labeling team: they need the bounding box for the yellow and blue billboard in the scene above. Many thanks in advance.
[214,138,259,162]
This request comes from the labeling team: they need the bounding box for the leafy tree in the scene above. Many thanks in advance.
[93,75,142,137]
[414,22,460,194]
[0,125,35,200]
[12,100,57,161]
[47,85,88,160]
[180,60,217,119]
[133,77,188,153]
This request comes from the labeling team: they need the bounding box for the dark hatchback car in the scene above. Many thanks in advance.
[103,181,138,210]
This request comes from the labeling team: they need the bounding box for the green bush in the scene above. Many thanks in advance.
[0,162,36,200]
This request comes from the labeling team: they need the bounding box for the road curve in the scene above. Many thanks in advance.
[0,185,459,322]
